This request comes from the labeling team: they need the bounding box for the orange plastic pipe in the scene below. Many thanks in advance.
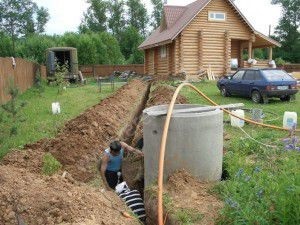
[157,82,299,225]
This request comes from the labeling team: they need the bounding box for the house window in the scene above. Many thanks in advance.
[160,46,167,58]
[208,12,226,21]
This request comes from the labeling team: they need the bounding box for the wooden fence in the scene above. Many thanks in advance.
[79,64,144,77]
[283,64,300,73]
[0,57,46,104]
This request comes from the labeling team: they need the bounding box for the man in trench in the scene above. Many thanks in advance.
[98,140,143,190]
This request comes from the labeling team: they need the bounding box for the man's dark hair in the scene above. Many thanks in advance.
[110,141,121,152]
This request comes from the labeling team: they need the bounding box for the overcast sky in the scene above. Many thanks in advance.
[33,0,282,36]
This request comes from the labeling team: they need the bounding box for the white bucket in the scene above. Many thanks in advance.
[231,110,245,128]
[51,102,61,114]
[283,112,297,129]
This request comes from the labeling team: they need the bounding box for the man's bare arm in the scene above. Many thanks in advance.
[121,141,144,156]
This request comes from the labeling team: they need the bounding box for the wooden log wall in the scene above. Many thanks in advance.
[224,31,231,74]
[181,0,253,76]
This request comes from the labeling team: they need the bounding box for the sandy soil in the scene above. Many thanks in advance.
[0,80,148,225]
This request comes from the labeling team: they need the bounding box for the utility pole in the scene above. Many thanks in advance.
[269,25,271,37]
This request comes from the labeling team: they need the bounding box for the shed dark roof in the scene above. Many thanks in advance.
[139,0,279,50]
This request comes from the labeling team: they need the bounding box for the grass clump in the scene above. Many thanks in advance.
[175,208,203,225]
[42,153,62,175]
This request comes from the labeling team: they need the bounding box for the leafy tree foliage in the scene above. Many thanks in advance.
[271,0,300,63]
[0,32,14,57]
[151,0,163,29]
[119,26,144,63]
[108,0,126,39]
[79,0,108,33]
[0,0,49,55]
[17,34,56,63]
[126,0,149,36]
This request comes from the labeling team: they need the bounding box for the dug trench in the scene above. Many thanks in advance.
[0,80,149,225]
[0,80,223,224]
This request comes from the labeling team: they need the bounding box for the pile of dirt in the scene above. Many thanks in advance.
[0,165,140,225]
[144,170,223,225]
[166,170,223,225]
[2,80,148,182]
[131,85,187,146]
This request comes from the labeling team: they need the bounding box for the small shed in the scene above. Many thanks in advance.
[46,47,79,79]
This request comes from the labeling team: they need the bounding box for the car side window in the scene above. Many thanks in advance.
[232,71,245,80]
[243,71,256,80]
[254,72,262,81]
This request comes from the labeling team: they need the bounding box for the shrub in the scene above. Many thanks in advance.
[275,57,286,67]
[1,77,26,135]
[42,153,62,175]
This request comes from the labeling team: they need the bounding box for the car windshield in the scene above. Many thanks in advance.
[262,70,294,81]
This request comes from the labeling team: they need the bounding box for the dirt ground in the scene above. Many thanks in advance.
[1,80,223,224]
[0,165,139,225]
[0,80,148,225]
[166,170,223,225]
[144,170,223,225]
[2,80,148,182]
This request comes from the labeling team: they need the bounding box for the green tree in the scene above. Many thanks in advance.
[79,0,108,33]
[0,0,49,56]
[271,0,300,63]
[151,0,163,29]
[126,0,149,36]
[0,31,14,57]
[36,7,50,33]
[99,32,125,64]
[107,0,126,39]
[17,34,56,64]
[119,26,144,63]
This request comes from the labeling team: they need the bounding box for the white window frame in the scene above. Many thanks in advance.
[160,45,167,58]
[208,11,226,21]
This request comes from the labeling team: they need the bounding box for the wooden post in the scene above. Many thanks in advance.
[174,39,178,75]
[153,49,156,75]
[248,40,252,59]
[224,31,231,74]
[198,30,203,72]
[268,47,273,61]
[144,50,147,75]
[180,33,184,73]
[166,45,170,76]
[239,42,244,68]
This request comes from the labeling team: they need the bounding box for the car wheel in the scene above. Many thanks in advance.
[251,90,262,103]
[280,95,291,101]
[220,86,229,97]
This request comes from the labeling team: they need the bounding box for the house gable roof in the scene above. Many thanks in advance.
[139,0,279,49]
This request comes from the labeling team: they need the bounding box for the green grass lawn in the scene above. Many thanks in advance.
[181,81,300,225]
[0,80,124,159]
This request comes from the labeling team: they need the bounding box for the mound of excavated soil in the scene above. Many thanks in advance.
[131,85,187,146]
[145,170,223,225]
[0,165,139,225]
[3,80,148,182]
[166,170,223,225]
